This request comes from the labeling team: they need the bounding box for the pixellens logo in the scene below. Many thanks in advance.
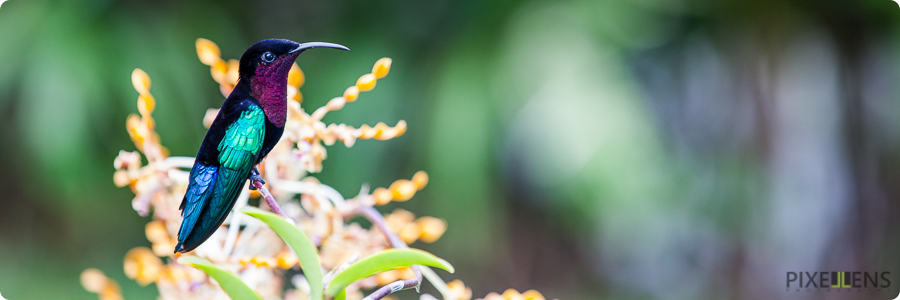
[787,272,892,294]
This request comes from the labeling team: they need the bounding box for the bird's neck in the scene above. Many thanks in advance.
[246,76,288,127]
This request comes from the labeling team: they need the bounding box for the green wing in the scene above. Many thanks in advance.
[218,105,265,169]
[203,104,266,229]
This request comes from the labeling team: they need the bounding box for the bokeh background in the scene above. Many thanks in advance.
[3,0,900,299]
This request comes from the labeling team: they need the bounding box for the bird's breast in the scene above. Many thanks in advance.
[250,78,288,127]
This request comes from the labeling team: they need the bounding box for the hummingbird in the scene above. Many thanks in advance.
[175,39,348,253]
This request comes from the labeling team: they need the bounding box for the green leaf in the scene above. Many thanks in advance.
[240,206,324,300]
[177,256,262,300]
[325,248,455,297]
[334,289,347,300]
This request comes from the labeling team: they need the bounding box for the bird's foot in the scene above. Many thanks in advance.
[249,168,265,190]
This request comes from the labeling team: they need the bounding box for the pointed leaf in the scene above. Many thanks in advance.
[177,256,262,300]
[240,206,323,300]
[325,248,454,297]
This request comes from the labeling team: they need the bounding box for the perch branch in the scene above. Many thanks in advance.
[251,179,295,224]
[362,268,422,300]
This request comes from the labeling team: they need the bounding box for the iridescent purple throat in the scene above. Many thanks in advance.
[250,53,299,127]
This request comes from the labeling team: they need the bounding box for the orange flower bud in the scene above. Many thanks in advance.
[151,241,176,257]
[143,115,156,131]
[358,124,376,139]
[501,289,522,299]
[226,59,240,84]
[100,283,124,300]
[397,266,415,280]
[80,268,108,293]
[399,222,421,244]
[394,120,407,137]
[144,220,170,243]
[310,106,329,121]
[196,38,221,66]
[385,209,415,232]
[326,97,346,111]
[131,69,151,95]
[390,179,417,202]
[372,120,406,140]
[211,60,228,84]
[372,58,392,79]
[287,85,299,102]
[356,73,376,91]
[157,265,188,283]
[251,256,275,268]
[123,247,162,286]
[521,290,545,300]
[412,171,428,190]
[373,187,393,205]
[344,86,359,102]
[416,216,446,243]
[375,269,400,285]
[220,83,234,98]
[113,170,131,187]
[277,252,299,269]
[288,63,305,87]
[137,94,155,116]
[447,280,473,300]
[126,114,145,146]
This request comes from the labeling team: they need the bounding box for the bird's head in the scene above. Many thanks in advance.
[238,39,347,126]
[239,39,348,82]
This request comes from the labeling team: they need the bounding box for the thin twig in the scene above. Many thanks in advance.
[358,206,406,248]
[350,206,424,300]
[251,179,295,224]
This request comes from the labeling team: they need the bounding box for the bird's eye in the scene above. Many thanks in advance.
[262,52,276,63]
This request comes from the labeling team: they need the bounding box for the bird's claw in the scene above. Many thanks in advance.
[249,168,265,190]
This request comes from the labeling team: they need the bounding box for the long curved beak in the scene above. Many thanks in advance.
[290,42,350,53]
